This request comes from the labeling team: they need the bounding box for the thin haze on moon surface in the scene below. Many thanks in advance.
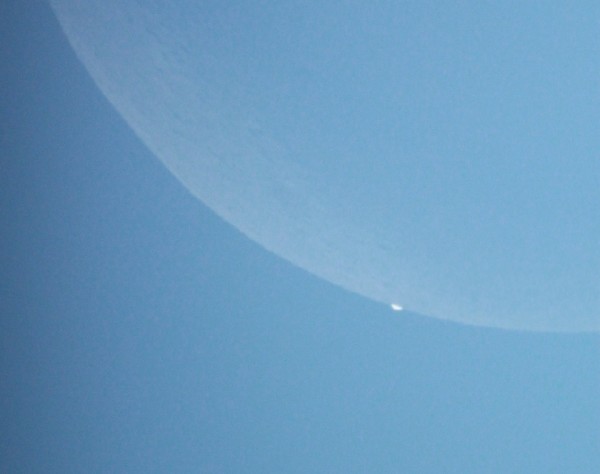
[50,1,600,332]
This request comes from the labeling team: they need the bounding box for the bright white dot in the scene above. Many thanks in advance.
[390,304,403,311]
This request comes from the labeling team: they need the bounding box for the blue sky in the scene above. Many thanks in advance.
[1,1,599,472]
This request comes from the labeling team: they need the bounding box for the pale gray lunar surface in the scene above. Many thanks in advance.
[50,1,600,332]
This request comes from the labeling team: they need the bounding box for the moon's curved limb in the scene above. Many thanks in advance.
[49,1,600,332]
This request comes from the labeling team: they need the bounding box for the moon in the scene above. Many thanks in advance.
[50,1,600,332]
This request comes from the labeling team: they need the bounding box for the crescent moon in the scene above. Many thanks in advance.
[50,1,600,332]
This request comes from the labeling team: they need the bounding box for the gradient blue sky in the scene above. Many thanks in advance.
[1,2,599,473]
